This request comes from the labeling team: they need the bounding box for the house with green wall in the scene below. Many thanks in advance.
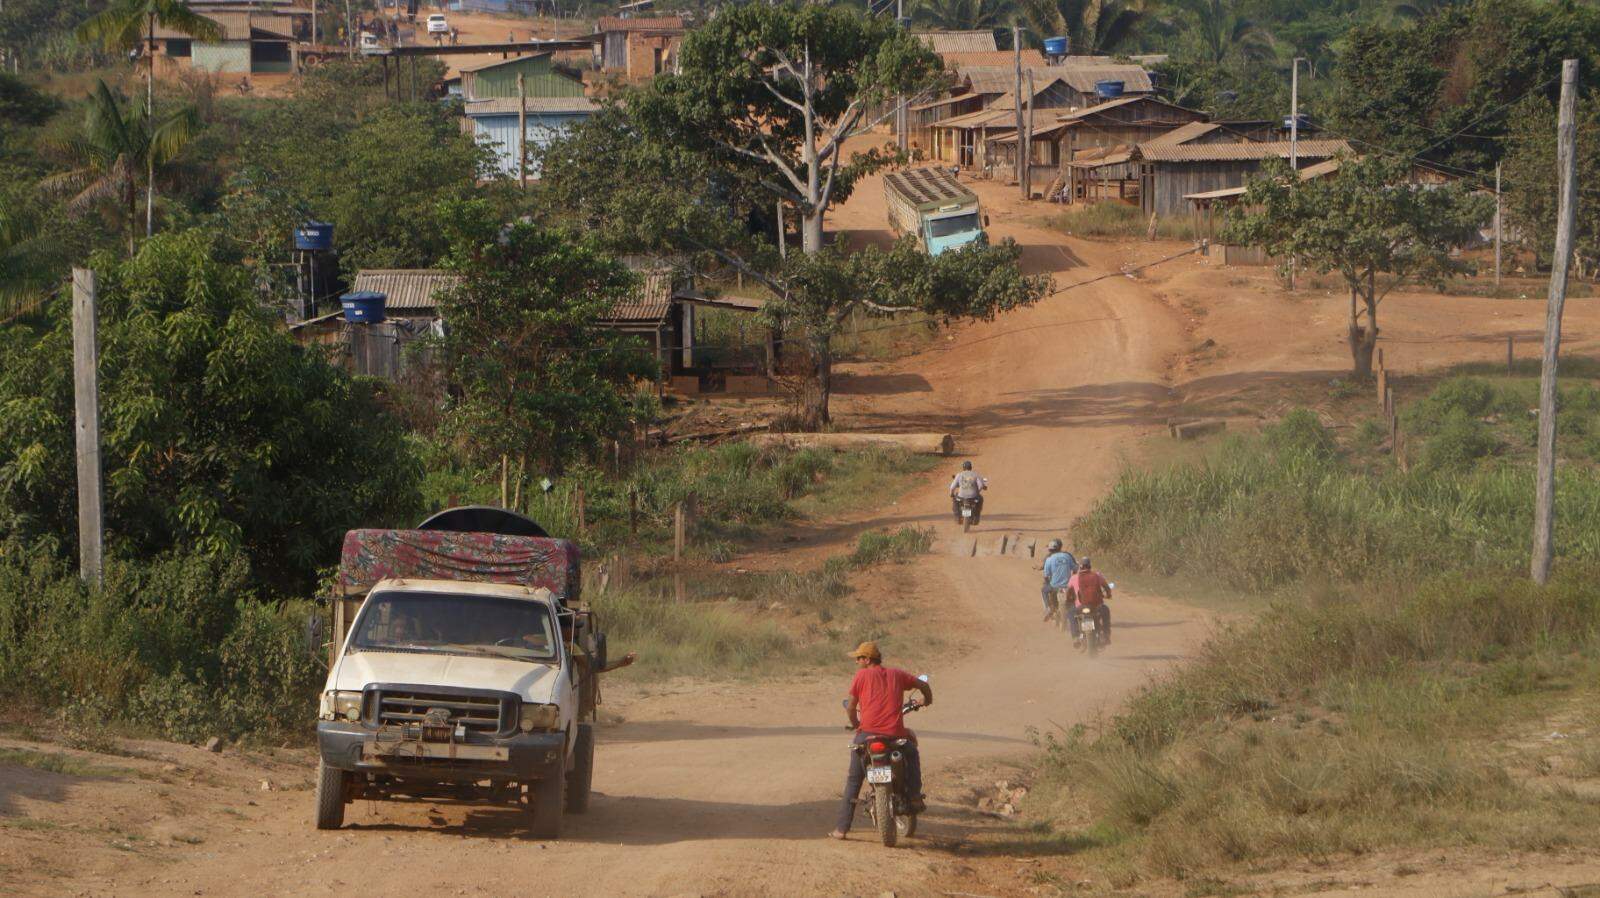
[458,53,585,101]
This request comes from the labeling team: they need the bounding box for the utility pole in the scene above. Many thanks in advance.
[1022,68,1034,199]
[1494,163,1503,286]
[1532,58,1579,586]
[72,269,104,588]
[1014,25,1025,197]
[895,0,907,153]
[1288,56,1303,291]
[1289,57,1302,171]
[517,72,528,188]
[776,200,787,259]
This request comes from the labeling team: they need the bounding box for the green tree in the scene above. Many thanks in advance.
[1224,155,1490,377]
[40,80,200,256]
[910,0,1014,33]
[1172,0,1273,67]
[539,106,1051,426]
[1502,93,1600,275]
[77,0,222,240]
[0,229,420,592]
[434,201,655,481]
[1014,0,1146,55]
[634,2,943,253]
[1330,1,1600,172]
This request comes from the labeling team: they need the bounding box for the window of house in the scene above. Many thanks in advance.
[167,39,192,57]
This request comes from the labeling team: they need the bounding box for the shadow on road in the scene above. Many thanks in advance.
[345,794,1006,846]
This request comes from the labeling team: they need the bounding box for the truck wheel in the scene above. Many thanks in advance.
[565,723,594,814]
[526,774,564,839]
[314,760,347,830]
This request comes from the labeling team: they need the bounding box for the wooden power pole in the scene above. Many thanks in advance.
[71,268,104,587]
[517,72,528,189]
[1532,58,1579,586]
[1013,25,1025,197]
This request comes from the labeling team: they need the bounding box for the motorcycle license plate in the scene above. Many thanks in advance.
[961,508,973,517]
[866,767,893,784]
[1081,619,1096,631]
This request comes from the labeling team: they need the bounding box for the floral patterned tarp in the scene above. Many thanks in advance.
[339,529,581,601]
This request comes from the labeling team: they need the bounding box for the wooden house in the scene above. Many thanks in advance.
[1136,139,1352,216]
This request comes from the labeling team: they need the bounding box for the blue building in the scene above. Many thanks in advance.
[464,96,599,179]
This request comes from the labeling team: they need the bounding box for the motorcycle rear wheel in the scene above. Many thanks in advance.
[873,785,896,847]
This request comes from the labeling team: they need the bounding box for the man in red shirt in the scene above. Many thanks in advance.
[1066,557,1113,646]
[829,641,933,839]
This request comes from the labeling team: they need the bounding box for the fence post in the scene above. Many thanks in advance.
[673,502,685,562]
[1507,334,1514,374]
[1377,367,1387,408]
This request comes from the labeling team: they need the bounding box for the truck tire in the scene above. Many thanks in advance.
[565,723,594,814]
[527,773,564,839]
[314,760,347,830]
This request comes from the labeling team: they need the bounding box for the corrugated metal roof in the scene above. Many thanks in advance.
[457,52,553,73]
[932,104,1061,131]
[963,63,1153,96]
[1137,139,1351,163]
[155,11,247,39]
[1142,121,1221,146]
[464,96,599,115]
[910,92,978,112]
[595,15,683,32]
[603,269,674,324]
[349,269,462,311]
[1054,65,1153,94]
[941,50,1046,70]
[915,30,998,53]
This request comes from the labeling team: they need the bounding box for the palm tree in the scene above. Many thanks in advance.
[911,0,1015,33]
[76,0,220,242]
[1014,0,1146,56]
[42,80,199,257]
[1173,0,1272,67]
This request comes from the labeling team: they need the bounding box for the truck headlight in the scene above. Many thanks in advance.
[320,691,363,722]
[519,703,559,733]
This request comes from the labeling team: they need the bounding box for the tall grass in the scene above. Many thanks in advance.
[1039,385,1600,877]
[1076,407,1600,592]
[421,440,937,557]
[1049,203,1198,241]
[590,526,934,678]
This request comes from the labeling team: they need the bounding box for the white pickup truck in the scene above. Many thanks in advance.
[314,510,603,838]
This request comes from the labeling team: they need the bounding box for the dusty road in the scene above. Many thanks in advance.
[1,173,1215,897]
[18,163,1599,895]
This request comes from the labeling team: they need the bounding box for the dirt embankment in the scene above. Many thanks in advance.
[9,165,1600,897]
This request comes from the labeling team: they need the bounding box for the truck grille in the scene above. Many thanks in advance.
[375,689,507,735]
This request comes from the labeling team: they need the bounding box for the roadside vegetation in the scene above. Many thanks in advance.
[1031,380,1600,883]
[1048,203,1198,242]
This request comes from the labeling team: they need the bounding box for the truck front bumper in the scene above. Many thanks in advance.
[317,721,565,783]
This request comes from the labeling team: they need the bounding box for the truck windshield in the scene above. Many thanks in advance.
[928,213,981,239]
[350,592,558,663]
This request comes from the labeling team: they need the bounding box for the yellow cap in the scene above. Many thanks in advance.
[849,641,881,661]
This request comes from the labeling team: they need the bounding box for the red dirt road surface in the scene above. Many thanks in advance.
[7,162,1600,897]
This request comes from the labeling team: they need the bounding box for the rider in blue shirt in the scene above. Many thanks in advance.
[1038,539,1078,621]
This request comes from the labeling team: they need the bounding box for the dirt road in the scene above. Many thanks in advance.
[1,171,1217,896]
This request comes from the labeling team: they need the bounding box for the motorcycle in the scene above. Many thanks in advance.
[1073,605,1106,656]
[955,496,981,532]
[843,675,929,847]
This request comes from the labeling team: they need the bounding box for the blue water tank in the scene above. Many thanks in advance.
[1043,36,1069,57]
[340,291,387,323]
[293,221,335,251]
[1282,113,1311,131]
[1094,80,1124,99]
